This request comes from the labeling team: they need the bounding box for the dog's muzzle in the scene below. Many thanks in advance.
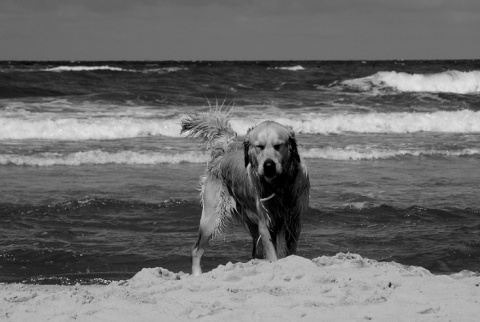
[263,159,277,178]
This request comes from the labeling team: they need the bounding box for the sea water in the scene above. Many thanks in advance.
[0,60,479,284]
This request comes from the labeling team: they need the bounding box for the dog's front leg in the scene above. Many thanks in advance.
[256,199,278,261]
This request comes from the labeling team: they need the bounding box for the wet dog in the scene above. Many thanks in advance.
[181,109,310,276]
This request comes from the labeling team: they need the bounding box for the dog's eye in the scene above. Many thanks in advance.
[255,144,265,150]
[274,144,283,150]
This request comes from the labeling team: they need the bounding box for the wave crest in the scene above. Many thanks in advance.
[340,70,480,94]
[42,66,187,73]
[44,66,130,72]
[0,117,183,140]
[1,110,479,141]
[275,65,305,71]
[301,147,480,161]
[1,147,478,167]
[0,150,208,166]
[231,110,480,135]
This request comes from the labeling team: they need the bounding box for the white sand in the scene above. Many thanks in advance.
[1,253,479,321]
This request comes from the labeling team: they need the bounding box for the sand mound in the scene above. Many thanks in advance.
[1,253,479,321]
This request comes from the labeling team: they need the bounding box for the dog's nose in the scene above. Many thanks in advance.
[263,159,277,178]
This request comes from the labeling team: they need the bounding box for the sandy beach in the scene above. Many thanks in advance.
[1,253,479,321]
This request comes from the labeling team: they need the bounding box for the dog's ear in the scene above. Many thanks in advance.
[243,138,250,167]
[288,132,301,164]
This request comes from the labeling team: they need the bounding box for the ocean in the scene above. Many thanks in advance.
[1,60,479,284]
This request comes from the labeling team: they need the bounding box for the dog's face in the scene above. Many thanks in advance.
[244,121,300,181]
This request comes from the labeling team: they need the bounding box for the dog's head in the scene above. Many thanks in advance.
[243,121,300,181]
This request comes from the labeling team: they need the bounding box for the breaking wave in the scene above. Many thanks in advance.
[301,147,480,161]
[232,110,480,135]
[0,117,183,140]
[39,66,187,73]
[1,147,478,166]
[44,66,130,72]
[340,70,480,94]
[1,110,480,141]
[0,150,209,166]
[274,65,305,71]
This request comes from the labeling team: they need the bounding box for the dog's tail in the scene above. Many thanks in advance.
[181,105,237,161]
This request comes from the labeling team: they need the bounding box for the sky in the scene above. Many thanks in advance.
[1,0,479,61]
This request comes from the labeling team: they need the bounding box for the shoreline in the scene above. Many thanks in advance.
[1,253,479,321]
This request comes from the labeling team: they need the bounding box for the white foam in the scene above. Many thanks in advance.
[43,66,187,73]
[44,66,134,72]
[0,117,183,140]
[3,146,476,167]
[0,150,208,166]
[1,110,479,142]
[231,110,480,135]
[275,65,305,71]
[341,70,480,94]
[300,147,480,161]
[143,67,187,73]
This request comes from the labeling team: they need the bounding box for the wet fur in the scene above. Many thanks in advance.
[181,109,310,276]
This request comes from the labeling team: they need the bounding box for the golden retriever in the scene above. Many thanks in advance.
[181,109,310,276]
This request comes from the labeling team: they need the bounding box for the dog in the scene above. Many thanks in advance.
[181,108,310,276]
